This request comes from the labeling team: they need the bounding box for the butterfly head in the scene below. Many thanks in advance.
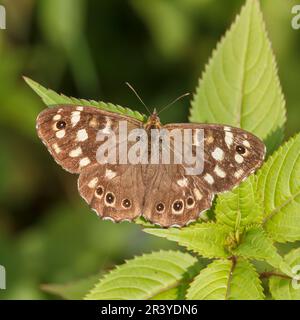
[144,109,162,130]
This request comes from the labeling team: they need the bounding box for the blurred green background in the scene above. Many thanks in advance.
[0,0,299,299]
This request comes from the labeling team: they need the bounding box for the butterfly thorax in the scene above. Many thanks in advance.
[144,110,162,131]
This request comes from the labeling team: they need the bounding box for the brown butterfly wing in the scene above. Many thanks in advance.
[141,123,265,227]
[36,105,142,173]
[78,164,144,222]
[37,105,144,223]
[164,123,266,193]
[142,164,213,227]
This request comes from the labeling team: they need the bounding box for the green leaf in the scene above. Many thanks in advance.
[187,259,264,300]
[257,133,300,243]
[144,222,230,259]
[149,287,179,300]
[134,216,156,228]
[151,259,207,300]
[269,248,300,300]
[131,0,191,59]
[23,77,147,122]
[84,250,197,300]
[215,175,263,229]
[190,0,285,152]
[228,259,264,300]
[41,274,99,300]
[233,226,290,275]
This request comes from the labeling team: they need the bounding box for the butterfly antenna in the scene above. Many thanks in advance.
[125,82,152,115]
[158,92,190,115]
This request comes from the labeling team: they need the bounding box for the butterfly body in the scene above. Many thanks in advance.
[37,105,265,227]
[143,109,162,130]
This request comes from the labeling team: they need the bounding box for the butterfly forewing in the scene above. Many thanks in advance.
[36,105,142,173]
[164,123,266,193]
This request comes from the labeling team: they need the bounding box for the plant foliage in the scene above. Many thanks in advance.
[26,0,300,300]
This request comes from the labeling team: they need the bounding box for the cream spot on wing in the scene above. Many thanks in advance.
[214,165,226,178]
[91,208,100,216]
[170,224,181,228]
[243,140,250,148]
[212,147,224,161]
[76,106,84,111]
[77,129,88,141]
[234,169,244,178]
[204,173,214,184]
[103,216,115,222]
[71,111,81,127]
[52,143,61,154]
[235,154,244,163]
[53,114,61,121]
[89,117,98,128]
[69,146,82,157]
[79,157,91,167]
[193,188,203,201]
[56,130,65,138]
[206,136,214,144]
[225,131,233,148]
[177,178,188,187]
[172,210,183,215]
[224,126,231,132]
[186,219,196,225]
[105,169,117,179]
[88,177,98,188]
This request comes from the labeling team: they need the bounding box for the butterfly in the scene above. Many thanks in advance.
[36,104,266,227]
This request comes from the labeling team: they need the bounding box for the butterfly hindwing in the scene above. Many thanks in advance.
[78,163,144,222]
[142,164,213,227]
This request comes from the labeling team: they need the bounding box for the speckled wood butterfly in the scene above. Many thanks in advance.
[36,104,265,227]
